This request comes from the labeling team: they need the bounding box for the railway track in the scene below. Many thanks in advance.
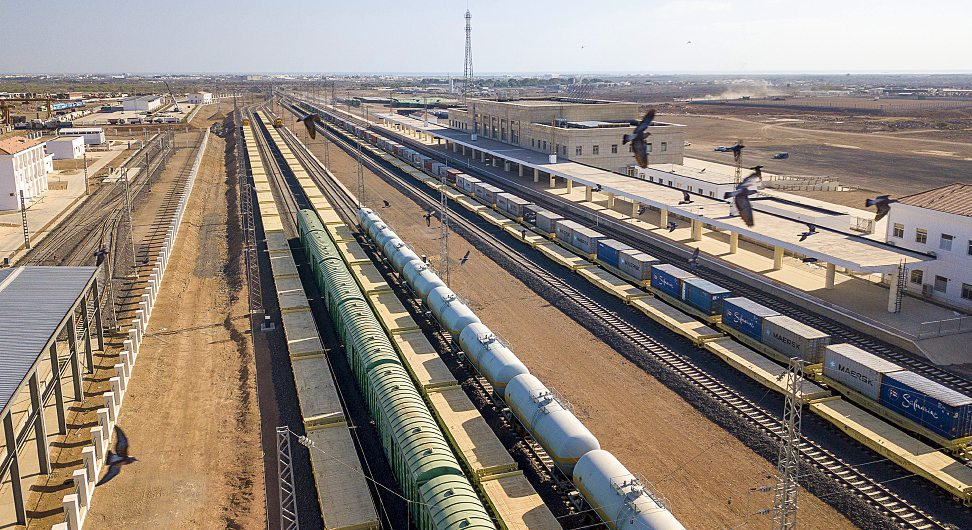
[308,107,946,530]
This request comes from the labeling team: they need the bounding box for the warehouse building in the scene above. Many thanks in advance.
[45,136,85,160]
[122,95,163,112]
[447,97,685,173]
[57,127,105,145]
[188,91,212,105]
[883,183,972,309]
[0,135,51,210]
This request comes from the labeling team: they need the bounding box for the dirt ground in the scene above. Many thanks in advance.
[303,129,854,529]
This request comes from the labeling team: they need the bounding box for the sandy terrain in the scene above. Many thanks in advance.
[303,130,854,529]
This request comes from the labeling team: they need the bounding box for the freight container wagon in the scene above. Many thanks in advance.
[446,169,462,184]
[879,371,972,441]
[571,227,606,256]
[650,264,695,301]
[617,250,658,285]
[596,239,633,269]
[720,297,779,342]
[534,209,564,236]
[760,314,830,365]
[474,183,503,207]
[682,277,731,317]
[822,343,902,401]
[424,158,434,172]
[431,162,446,177]
[456,174,481,195]
[554,219,585,244]
[496,193,531,220]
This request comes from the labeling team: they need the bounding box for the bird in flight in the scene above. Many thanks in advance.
[679,191,693,205]
[295,112,322,140]
[724,170,761,227]
[623,109,656,168]
[424,210,435,227]
[667,220,678,232]
[728,141,745,165]
[865,195,896,222]
[97,426,137,486]
[688,247,701,270]
[459,250,471,265]
[94,245,108,266]
[593,184,603,192]
[699,168,706,173]
[638,205,648,216]
[798,223,817,242]
[382,200,391,209]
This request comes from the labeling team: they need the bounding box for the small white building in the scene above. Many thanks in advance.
[884,183,972,309]
[57,127,105,145]
[188,92,212,105]
[122,95,163,112]
[46,136,85,160]
[0,136,51,210]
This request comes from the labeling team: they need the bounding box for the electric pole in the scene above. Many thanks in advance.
[773,357,805,530]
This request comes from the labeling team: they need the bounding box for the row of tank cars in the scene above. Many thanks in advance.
[359,207,688,530]
[322,108,972,450]
[297,209,498,530]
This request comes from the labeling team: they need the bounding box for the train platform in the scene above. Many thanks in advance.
[373,117,970,369]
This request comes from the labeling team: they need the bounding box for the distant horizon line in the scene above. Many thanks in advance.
[3,70,972,77]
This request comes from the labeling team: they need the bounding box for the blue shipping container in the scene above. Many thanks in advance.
[721,297,779,341]
[879,370,972,439]
[682,277,732,316]
[596,239,633,269]
[650,264,695,300]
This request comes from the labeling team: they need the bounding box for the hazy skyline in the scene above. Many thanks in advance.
[2,0,971,74]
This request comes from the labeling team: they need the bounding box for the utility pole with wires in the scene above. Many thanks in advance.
[275,426,299,530]
[773,357,805,530]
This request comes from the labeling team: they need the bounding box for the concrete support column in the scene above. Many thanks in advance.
[825,263,837,289]
[691,219,702,241]
[49,344,66,434]
[585,186,593,202]
[492,156,499,167]
[607,192,616,208]
[504,161,511,172]
[549,175,557,188]
[3,412,25,525]
[29,373,50,474]
[887,266,902,312]
[80,299,93,369]
[67,315,83,399]
[659,208,669,227]
[773,246,784,270]
[566,179,573,193]
[631,200,639,217]
[533,168,539,183]
[729,232,739,254]
[92,279,104,351]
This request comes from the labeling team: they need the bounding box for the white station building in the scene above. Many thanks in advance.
[0,135,51,210]
[883,183,972,309]
[45,136,85,160]
[188,91,212,105]
[122,95,163,112]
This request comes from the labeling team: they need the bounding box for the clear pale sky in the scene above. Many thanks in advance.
[1,0,970,74]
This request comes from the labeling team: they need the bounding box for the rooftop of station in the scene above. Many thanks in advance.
[898,183,972,217]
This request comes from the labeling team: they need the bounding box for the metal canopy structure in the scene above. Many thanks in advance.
[0,266,104,525]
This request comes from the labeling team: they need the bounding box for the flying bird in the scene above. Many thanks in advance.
[97,426,137,486]
[679,191,693,205]
[688,247,701,270]
[382,200,391,209]
[94,245,108,266]
[699,168,706,173]
[724,172,761,227]
[801,257,818,263]
[296,112,322,140]
[667,220,677,232]
[751,165,763,178]
[459,250,471,265]
[728,141,745,165]
[593,184,603,192]
[622,109,656,168]
[423,210,434,227]
[637,205,648,216]
[865,195,896,222]
[798,223,817,242]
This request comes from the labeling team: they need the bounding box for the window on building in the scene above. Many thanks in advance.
[968,240,972,256]
[575,146,583,156]
[611,144,618,154]
[667,180,672,186]
[647,143,653,153]
[661,142,668,152]
[542,141,547,151]
[910,269,923,285]
[934,275,949,293]
[963,283,972,301]
[687,185,693,192]
[892,223,904,238]
[916,228,928,244]
[940,233,954,251]
[592,145,599,155]
[531,138,535,148]
[709,191,715,197]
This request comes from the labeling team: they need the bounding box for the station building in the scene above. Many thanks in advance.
[122,95,163,112]
[45,136,85,160]
[188,91,212,105]
[883,183,972,309]
[447,97,685,174]
[0,135,51,210]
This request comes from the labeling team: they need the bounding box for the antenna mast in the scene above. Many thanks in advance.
[462,9,474,104]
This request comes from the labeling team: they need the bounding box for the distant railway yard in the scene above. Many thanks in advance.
[2,84,972,530]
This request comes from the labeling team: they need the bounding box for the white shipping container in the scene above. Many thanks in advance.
[760,315,831,363]
[823,343,902,401]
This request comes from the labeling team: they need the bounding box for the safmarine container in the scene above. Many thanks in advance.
[880,370,972,439]
[761,315,831,363]
[682,277,731,316]
[823,343,902,401]
[555,220,584,243]
[522,205,543,226]
[596,239,633,269]
[572,228,606,255]
[721,297,779,341]
[618,250,658,282]
[536,210,564,234]
[650,264,695,300]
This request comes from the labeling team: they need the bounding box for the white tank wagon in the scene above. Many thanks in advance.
[426,285,481,338]
[505,373,600,475]
[573,450,686,530]
[358,207,382,231]
[384,238,421,274]
[403,260,447,299]
[457,323,530,398]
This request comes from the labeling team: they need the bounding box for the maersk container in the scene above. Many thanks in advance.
[457,323,529,398]
[535,209,564,234]
[618,250,658,282]
[650,264,695,300]
[682,277,731,316]
[504,374,600,476]
[456,174,481,195]
[880,370,972,439]
[596,239,633,269]
[495,193,515,215]
[403,260,446,299]
[427,286,481,338]
[497,194,530,218]
[572,228,606,255]
[573,450,687,530]
[823,343,903,401]
[555,219,583,243]
[721,297,779,341]
[761,314,831,364]
[474,183,503,206]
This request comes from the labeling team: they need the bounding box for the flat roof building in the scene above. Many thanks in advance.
[45,136,85,160]
[57,127,105,145]
[122,95,163,112]
[0,135,51,210]
[188,92,212,105]
[447,97,685,174]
